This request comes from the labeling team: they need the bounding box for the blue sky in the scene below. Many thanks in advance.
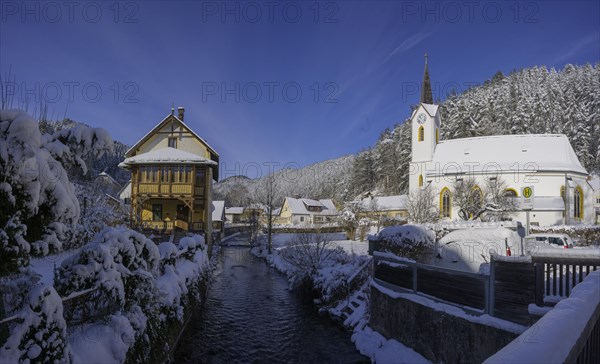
[1,1,599,179]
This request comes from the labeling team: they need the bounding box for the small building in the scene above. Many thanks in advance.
[276,197,338,225]
[118,107,219,243]
[360,195,409,221]
[118,180,132,205]
[225,207,245,224]
[212,200,225,239]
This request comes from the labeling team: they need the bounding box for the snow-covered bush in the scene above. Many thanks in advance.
[0,285,70,363]
[0,110,112,273]
[370,225,435,262]
[55,227,160,309]
[71,183,128,249]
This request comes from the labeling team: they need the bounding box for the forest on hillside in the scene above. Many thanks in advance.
[217,63,600,205]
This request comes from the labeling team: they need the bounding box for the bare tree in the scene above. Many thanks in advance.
[254,174,278,254]
[482,178,518,221]
[280,232,341,278]
[452,176,517,221]
[406,186,439,223]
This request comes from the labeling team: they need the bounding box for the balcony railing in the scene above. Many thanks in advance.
[136,183,197,196]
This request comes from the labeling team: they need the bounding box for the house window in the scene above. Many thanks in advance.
[440,188,451,218]
[574,187,583,219]
[300,216,305,222]
[161,166,170,183]
[418,126,425,142]
[418,175,423,187]
[152,204,162,221]
[168,137,177,148]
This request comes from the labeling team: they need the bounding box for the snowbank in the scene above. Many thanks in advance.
[485,271,600,363]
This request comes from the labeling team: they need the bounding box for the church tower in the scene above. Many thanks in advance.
[409,54,441,192]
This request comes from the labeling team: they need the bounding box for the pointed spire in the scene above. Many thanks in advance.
[420,53,433,104]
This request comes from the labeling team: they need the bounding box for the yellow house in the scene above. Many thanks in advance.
[358,195,409,221]
[119,107,219,241]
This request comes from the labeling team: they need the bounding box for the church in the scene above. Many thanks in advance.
[408,56,595,226]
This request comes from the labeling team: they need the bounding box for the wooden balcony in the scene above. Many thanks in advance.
[134,182,202,197]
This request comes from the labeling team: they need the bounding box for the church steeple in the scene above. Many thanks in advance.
[420,53,433,104]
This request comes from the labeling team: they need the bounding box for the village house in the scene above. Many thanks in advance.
[359,194,409,221]
[118,107,219,243]
[212,200,225,239]
[225,207,245,224]
[409,57,595,226]
[276,197,339,225]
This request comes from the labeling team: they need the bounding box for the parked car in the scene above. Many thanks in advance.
[524,233,575,249]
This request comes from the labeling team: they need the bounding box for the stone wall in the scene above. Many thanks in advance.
[370,284,519,363]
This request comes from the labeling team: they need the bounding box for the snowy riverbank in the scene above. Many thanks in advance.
[250,232,430,363]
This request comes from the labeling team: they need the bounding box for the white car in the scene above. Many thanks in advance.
[524,233,575,249]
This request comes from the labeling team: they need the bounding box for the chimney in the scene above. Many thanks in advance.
[177,107,185,121]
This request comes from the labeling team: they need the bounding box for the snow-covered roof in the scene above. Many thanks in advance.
[284,197,338,216]
[361,195,408,211]
[225,207,244,215]
[96,171,121,187]
[212,200,225,222]
[126,113,218,158]
[430,134,587,175]
[118,180,131,200]
[119,147,218,168]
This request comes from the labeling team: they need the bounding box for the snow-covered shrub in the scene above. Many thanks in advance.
[56,227,160,309]
[0,285,70,363]
[0,110,112,273]
[71,183,128,249]
[370,225,435,262]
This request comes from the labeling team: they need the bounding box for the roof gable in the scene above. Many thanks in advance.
[126,113,218,158]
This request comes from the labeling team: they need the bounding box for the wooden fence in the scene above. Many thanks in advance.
[373,251,600,326]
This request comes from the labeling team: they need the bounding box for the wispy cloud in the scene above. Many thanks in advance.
[554,32,599,64]
[382,32,432,64]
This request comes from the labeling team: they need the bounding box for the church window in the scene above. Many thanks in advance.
[440,188,451,218]
[574,187,583,219]
[418,126,424,142]
[436,129,439,144]
[418,175,423,187]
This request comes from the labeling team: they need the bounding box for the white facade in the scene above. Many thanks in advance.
[408,102,595,226]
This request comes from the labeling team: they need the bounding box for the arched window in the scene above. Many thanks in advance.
[436,129,439,144]
[504,188,518,197]
[440,188,451,218]
[418,175,423,187]
[418,126,424,142]
[574,186,583,219]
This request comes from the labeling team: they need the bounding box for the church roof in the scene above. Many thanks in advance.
[430,134,587,175]
[118,147,218,168]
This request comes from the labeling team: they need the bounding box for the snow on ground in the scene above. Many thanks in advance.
[352,319,430,364]
[485,270,600,363]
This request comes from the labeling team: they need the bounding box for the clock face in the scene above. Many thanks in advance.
[417,113,427,124]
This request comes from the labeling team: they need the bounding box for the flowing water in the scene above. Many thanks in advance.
[174,238,368,363]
